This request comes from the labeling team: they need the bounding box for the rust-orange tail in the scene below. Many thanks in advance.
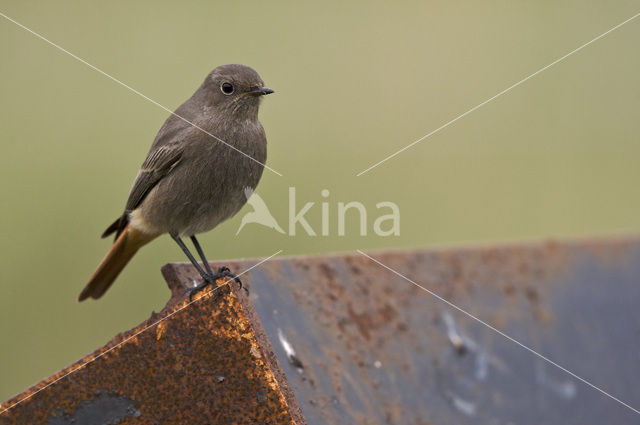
[78,225,154,301]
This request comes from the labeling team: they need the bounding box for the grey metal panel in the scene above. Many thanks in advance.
[239,238,640,424]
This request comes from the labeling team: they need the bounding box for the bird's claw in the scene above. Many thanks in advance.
[188,266,247,301]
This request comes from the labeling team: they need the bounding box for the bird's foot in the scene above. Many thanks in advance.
[188,266,246,301]
[214,266,248,294]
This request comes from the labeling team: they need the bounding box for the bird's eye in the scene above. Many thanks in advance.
[221,82,234,95]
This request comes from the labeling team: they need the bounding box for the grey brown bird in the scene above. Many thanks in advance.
[78,64,273,301]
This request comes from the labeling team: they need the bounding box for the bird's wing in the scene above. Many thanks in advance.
[102,142,184,240]
[125,142,184,212]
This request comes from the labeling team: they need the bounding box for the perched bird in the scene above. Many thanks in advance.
[78,64,273,301]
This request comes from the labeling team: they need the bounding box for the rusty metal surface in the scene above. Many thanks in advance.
[0,266,305,425]
[2,237,639,424]
[205,237,639,425]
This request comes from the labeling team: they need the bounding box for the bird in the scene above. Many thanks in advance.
[236,187,285,235]
[78,64,274,301]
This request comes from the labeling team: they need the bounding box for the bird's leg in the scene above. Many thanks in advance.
[190,235,215,277]
[171,234,222,300]
[171,234,211,281]
[187,235,246,299]
[191,235,246,295]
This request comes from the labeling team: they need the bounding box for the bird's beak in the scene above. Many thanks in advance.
[249,86,274,96]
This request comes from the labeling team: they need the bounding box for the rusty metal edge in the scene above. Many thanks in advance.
[174,234,640,268]
[161,264,308,425]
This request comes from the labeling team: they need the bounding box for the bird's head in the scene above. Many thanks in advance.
[200,64,273,120]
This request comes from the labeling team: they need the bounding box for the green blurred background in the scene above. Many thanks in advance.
[1,1,639,402]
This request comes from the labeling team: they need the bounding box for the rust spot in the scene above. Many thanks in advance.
[346,302,398,341]
[524,286,539,303]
